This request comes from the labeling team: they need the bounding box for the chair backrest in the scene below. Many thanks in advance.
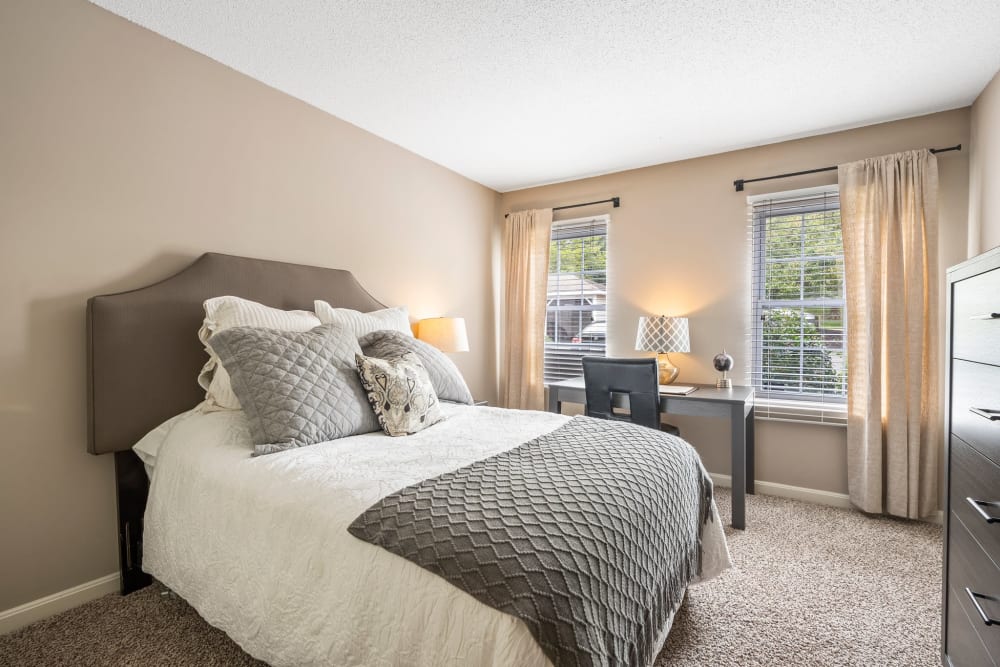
[581,357,661,429]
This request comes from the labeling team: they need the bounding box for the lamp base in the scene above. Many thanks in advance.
[656,353,679,385]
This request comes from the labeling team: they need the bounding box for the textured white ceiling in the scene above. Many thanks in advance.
[91,1,1000,192]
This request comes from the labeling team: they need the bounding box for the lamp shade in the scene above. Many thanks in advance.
[635,316,690,353]
[416,317,469,352]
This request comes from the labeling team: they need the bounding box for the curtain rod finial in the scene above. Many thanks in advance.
[734,179,745,192]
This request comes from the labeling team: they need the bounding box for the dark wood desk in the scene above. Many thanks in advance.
[546,378,756,530]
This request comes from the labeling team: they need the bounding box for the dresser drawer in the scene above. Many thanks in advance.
[945,589,1000,667]
[947,586,998,667]
[954,268,1000,366]
[948,514,1000,662]
[952,436,1000,563]
[952,360,1000,467]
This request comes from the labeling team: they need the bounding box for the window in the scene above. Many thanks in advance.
[750,187,847,424]
[544,216,608,383]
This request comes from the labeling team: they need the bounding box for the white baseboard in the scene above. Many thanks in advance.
[710,473,854,509]
[0,572,119,636]
[711,473,945,524]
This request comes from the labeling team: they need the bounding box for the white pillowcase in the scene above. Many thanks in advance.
[198,296,321,410]
[132,408,197,476]
[313,301,412,338]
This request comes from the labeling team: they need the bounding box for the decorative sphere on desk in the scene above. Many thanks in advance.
[713,350,734,388]
[713,351,734,372]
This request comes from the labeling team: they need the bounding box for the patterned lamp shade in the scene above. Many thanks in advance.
[635,316,690,353]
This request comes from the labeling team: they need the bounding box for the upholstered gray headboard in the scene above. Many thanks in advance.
[86,252,386,455]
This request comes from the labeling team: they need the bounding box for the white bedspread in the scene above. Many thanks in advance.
[142,404,731,667]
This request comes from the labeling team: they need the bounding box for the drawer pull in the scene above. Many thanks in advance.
[966,588,1000,627]
[970,313,1000,319]
[966,497,1000,523]
[970,407,1000,421]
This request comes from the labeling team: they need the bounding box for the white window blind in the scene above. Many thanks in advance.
[545,216,608,383]
[749,187,847,425]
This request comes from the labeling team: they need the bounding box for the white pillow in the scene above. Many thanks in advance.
[313,301,412,338]
[132,409,197,476]
[198,296,321,410]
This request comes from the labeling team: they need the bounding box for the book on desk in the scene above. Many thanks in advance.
[658,385,697,395]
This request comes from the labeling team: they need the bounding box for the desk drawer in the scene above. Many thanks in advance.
[954,268,1000,366]
[948,515,1000,663]
[952,436,1000,563]
[952,360,1000,467]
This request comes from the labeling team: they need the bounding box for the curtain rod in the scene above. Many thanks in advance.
[732,144,962,192]
[504,197,619,218]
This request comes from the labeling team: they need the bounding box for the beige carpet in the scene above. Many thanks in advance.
[0,489,942,667]
[659,491,942,667]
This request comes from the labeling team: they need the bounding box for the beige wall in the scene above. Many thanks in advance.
[0,0,499,611]
[502,109,970,496]
[0,0,980,615]
[969,69,1000,256]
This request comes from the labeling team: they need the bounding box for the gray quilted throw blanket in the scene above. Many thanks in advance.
[348,416,714,667]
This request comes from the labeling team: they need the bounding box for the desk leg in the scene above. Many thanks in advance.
[746,406,756,495]
[730,404,746,530]
[547,388,560,414]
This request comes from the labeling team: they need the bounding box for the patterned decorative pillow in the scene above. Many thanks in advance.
[359,329,474,405]
[313,302,412,338]
[208,323,380,456]
[355,352,444,437]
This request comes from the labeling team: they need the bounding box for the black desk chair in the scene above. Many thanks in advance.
[581,357,680,435]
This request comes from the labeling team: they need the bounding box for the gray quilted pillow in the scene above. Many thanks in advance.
[359,330,473,405]
[355,352,444,437]
[208,323,379,456]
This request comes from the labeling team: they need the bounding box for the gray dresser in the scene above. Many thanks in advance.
[944,247,1000,667]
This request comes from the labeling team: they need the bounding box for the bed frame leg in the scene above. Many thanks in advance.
[114,450,152,594]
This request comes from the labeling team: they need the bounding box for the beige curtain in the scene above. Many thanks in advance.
[839,149,941,519]
[499,208,553,410]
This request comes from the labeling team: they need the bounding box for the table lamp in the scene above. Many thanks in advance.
[635,315,690,384]
[416,317,470,352]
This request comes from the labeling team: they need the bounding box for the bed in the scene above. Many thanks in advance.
[87,252,731,667]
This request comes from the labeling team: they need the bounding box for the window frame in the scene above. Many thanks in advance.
[544,214,610,384]
[749,186,847,420]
